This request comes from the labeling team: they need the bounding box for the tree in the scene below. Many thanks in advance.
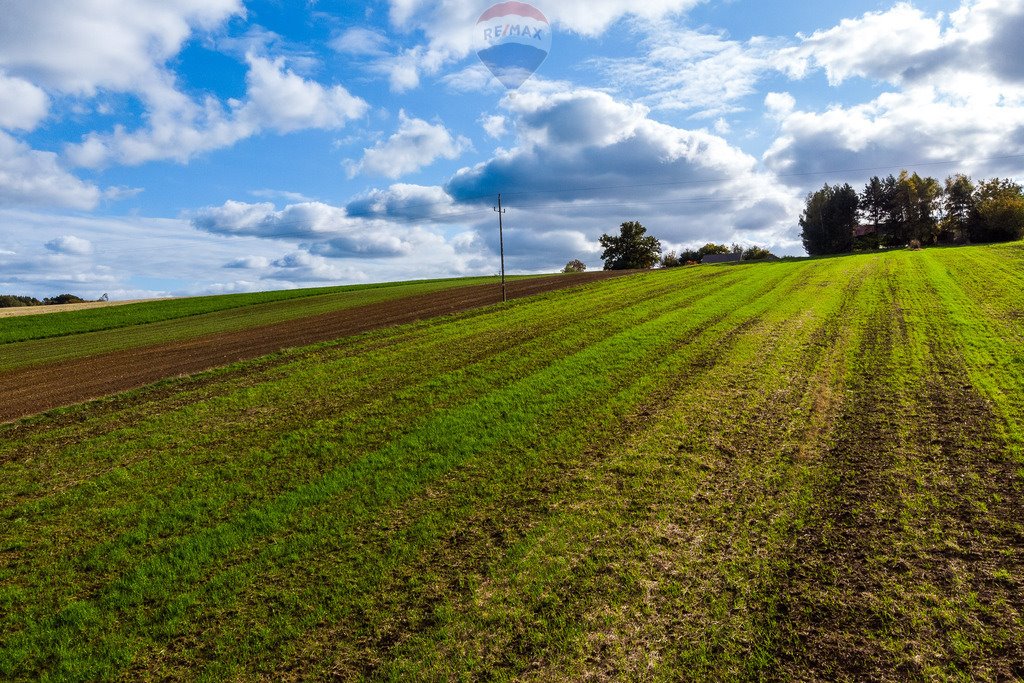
[897,171,941,244]
[599,221,662,270]
[697,243,730,259]
[860,176,888,230]
[799,183,859,255]
[678,249,701,264]
[42,294,86,305]
[660,251,681,268]
[0,295,42,308]
[742,246,775,261]
[972,178,1024,243]
[941,174,976,243]
[562,259,587,273]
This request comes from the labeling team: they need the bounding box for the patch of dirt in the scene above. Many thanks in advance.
[0,272,632,424]
[780,288,1024,680]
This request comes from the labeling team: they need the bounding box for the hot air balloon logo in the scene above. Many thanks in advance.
[476,2,551,90]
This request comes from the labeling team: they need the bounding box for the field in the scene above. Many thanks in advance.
[1,245,1023,680]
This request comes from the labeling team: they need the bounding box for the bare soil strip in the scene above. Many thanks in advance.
[0,272,630,424]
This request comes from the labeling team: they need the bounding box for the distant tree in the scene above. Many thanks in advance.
[800,183,859,255]
[660,251,681,268]
[43,294,87,305]
[972,178,1024,243]
[860,176,888,231]
[941,174,976,243]
[742,246,775,261]
[678,249,701,264]
[599,221,662,270]
[879,174,905,246]
[697,243,731,259]
[0,295,42,308]
[899,171,942,244]
[562,259,587,273]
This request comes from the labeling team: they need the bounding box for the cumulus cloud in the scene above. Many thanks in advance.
[265,251,367,283]
[193,199,440,258]
[778,4,947,86]
[45,235,93,256]
[242,54,369,134]
[762,86,1024,184]
[345,183,463,222]
[777,1,1024,98]
[351,111,471,179]
[445,88,803,264]
[0,72,49,131]
[0,132,101,210]
[0,0,243,96]
[66,54,369,168]
[764,1,1024,187]
[480,115,508,139]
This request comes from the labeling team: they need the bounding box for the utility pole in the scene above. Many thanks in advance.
[494,194,507,302]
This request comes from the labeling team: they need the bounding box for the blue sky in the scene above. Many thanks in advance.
[1,0,1022,298]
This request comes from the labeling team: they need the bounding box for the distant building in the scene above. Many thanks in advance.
[854,224,878,238]
[702,253,742,264]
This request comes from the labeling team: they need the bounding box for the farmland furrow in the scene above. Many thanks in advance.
[0,271,630,423]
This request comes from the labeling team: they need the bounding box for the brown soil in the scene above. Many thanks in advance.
[0,272,632,424]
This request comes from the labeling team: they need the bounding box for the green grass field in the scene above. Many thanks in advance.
[0,275,520,373]
[2,244,1023,680]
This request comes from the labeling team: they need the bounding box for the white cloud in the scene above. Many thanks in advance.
[190,193,498,283]
[242,53,368,134]
[65,54,369,168]
[0,132,101,210]
[480,114,508,139]
[763,1,1024,188]
[352,111,471,179]
[778,4,946,86]
[440,64,502,94]
[0,0,243,96]
[763,86,1024,184]
[345,183,462,222]
[445,88,804,264]
[764,92,796,118]
[193,199,425,256]
[266,251,367,283]
[45,235,93,256]
[330,28,390,57]
[0,208,281,298]
[0,72,49,131]
[249,189,315,203]
[591,22,780,117]
[224,255,271,269]
[778,1,1024,99]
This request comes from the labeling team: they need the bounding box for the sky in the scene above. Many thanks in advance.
[1,0,1023,299]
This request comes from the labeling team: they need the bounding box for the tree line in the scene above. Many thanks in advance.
[0,293,91,308]
[585,221,776,271]
[801,171,1024,256]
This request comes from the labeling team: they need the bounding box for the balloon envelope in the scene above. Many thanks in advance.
[476,2,551,90]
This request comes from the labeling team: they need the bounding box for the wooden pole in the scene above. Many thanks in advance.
[494,194,507,302]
